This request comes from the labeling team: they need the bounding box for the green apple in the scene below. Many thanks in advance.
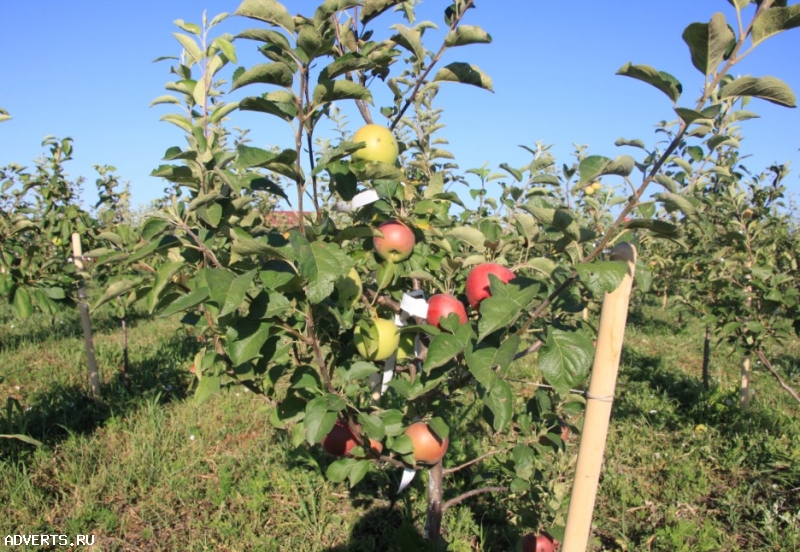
[335,267,362,309]
[354,318,400,361]
[395,332,416,361]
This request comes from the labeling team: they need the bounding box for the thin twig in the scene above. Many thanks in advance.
[755,349,800,405]
[443,449,506,475]
[442,486,508,512]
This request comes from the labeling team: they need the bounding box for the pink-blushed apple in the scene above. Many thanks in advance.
[465,263,515,309]
[426,293,468,328]
[373,220,415,262]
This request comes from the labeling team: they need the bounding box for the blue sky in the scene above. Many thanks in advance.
[2,1,799,211]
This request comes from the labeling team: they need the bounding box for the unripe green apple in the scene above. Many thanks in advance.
[335,267,362,308]
[396,332,416,361]
[354,317,400,361]
[351,124,399,165]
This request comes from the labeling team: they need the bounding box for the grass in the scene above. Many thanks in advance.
[1,300,798,551]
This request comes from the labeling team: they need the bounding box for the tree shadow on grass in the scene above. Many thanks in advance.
[614,343,790,435]
[0,308,152,355]
[0,330,199,462]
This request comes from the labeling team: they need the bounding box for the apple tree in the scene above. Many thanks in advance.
[96,0,800,545]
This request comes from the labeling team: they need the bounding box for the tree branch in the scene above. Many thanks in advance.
[442,486,508,512]
[755,349,800,405]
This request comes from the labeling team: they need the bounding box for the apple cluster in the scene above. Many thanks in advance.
[321,125,517,468]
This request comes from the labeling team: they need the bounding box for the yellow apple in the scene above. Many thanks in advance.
[352,124,399,165]
[354,317,399,361]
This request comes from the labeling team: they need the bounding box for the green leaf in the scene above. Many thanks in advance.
[481,379,513,432]
[674,104,722,124]
[12,287,32,319]
[344,361,380,382]
[304,396,339,445]
[231,62,294,91]
[326,458,356,483]
[237,28,293,51]
[361,0,400,25]
[312,80,373,105]
[464,335,520,389]
[718,76,797,108]
[319,53,373,81]
[195,374,221,405]
[235,145,298,169]
[127,235,180,263]
[391,24,425,62]
[231,232,290,261]
[0,434,43,447]
[150,94,182,107]
[210,101,240,124]
[445,227,486,253]
[347,459,371,487]
[654,192,700,217]
[444,25,492,47]
[235,0,295,33]
[173,32,203,64]
[92,278,144,312]
[538,326,595,395]
[575,261,628,297]
[477,278,540,342]
[682,13,736,76]
[159,287,210,318]
[220,269,257,317]
[751,4,800,45]
[294,238,353,304]
[616,62,682,103]
[578,155,635,185]
[227,319,273,367]
[147,261,184,314]
[423,325,473,371]
[433,62,494,92]
[239,95,298,121]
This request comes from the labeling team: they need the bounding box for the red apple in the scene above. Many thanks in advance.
[426,293,468,329]
[322,420,382,457]
[521,532,555,552]
[373,220,415,262]
[465,262,515,309]
[404,422,449,464]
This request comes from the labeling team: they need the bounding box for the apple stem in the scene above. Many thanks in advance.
[424,460,444,543]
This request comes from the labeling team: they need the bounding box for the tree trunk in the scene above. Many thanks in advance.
[72,234,101,401]
[425,461,444,546]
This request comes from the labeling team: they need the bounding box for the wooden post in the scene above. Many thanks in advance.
[562,243,637,552]
[72,233,102,400]
[740,353,751,410]
[702,325,711,391]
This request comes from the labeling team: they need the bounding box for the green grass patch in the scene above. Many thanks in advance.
[1,301,798,550]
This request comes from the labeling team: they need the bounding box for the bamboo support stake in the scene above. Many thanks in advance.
[562,243,637,552]
[740,353,751,410]
[72,233,102,400]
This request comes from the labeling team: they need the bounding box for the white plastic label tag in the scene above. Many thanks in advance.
[397,468,417,494]
[351,189,380,209]
[400,291,429,319]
